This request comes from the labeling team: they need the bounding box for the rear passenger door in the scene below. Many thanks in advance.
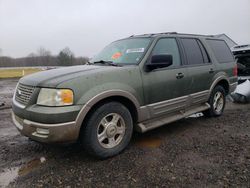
[179,38,215,105]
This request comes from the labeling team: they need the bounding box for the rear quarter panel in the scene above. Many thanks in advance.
[201,38,238,90]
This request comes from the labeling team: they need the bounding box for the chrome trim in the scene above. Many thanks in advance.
[137,103,210,133]
[13,98,25,109]
[12,83,25,109]
[23,119,76,127]
[190,90,209,105]
[15,83,35,106]
[12,111,76,128]
[74,89,215,132]
[75,90,142,131]
[230,82,237,86]
[12,111,78,143]
[209,75,230,94]
[147,95,188,117]
[12,112,23,130]
[230,82,238,93]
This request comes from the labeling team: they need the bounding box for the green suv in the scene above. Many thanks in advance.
[12,32,238,158]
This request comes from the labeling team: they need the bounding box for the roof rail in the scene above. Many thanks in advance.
[129,32,178,37]
[176,33,214,37]
[129,32,217,38]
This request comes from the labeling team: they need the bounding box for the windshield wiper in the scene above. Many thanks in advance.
[92,60,121,67]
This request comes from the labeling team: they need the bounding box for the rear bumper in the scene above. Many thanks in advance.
[230,82,238,93]
[12,111,79,143]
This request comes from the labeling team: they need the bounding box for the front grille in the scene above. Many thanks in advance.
[15,83,35,106]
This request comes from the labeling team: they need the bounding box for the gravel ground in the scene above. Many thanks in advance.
[0,78,250,187]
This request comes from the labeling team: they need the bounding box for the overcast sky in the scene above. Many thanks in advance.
[0,0,250,58]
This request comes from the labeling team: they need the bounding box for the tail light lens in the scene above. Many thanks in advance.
[233,64,238,76]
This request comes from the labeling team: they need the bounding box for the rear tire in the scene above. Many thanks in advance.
[81,102,133,159]
[203,85,226,117]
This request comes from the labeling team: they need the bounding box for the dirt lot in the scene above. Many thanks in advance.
[0,78,250,187]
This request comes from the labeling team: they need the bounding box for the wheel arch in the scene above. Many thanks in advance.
[75,90,141,138]
[209,76,230,95]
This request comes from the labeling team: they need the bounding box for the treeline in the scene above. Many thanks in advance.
[0,47,89,67]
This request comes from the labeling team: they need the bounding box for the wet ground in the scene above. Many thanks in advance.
[0,78,250,187]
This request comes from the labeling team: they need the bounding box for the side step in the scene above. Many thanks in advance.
[136,103,210,133]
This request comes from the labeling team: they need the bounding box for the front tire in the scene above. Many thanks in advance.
[81,102,133,159]
[203,85,226,117]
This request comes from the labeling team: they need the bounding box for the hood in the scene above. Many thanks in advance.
[19,65,115,87]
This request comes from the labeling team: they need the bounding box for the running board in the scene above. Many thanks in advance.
[136,103,210,133]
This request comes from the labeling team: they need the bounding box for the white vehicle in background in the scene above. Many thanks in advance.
[231,44,250,103]
[232,44,250,84]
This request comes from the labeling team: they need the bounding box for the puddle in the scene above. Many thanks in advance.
[18,157,46,176]
[0,167,19,188]
[0,157,46,187]
[136,137,162,148]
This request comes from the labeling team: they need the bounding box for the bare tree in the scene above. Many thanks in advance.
[0,48,2,56]
[37,47,51,57]
[36,47,52,66]
[58,47,74,66]
[27,52,37,57]
[0,46,89,67]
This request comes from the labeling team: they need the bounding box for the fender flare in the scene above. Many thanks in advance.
[75,90,141,132]
[209,76,230,95]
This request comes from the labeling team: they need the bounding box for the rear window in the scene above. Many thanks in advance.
[206,39,234,63]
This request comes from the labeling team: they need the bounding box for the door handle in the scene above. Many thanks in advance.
[209,68,214,74]
[176,72,184,79]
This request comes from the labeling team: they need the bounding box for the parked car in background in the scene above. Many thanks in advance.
[12,32,237,158]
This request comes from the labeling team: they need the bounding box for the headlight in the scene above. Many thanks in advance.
[37,88,74,106]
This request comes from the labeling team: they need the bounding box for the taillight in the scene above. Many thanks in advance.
[233,64,238,76]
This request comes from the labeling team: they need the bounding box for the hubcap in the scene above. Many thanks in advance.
[213,91,224,113]
[97,113,126,149]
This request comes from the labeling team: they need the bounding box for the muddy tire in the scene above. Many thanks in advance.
[203,85,226,117]
[81,102,133,159]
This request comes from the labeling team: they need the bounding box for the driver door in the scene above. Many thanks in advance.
[141,38,189,118]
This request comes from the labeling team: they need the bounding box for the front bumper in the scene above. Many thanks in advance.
[12,112,79,143]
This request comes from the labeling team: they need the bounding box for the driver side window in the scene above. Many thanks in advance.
[152,38,181,67]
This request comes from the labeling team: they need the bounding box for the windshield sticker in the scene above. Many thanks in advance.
[111,52,122,59]
[126,48,145,53]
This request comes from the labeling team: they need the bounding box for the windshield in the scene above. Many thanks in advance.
[90,38,151,65]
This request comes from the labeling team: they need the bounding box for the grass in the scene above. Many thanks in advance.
[0,68,43,78]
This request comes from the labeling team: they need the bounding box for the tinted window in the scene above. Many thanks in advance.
[206,39,234,63]
[181,38,203,65]
[152,38,181,67]
[197,40,210,63]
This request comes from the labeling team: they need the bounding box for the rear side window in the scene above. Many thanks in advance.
[181,38,204,65]
[206,39,234,63]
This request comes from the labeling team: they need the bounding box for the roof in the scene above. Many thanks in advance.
[129,32,214,38]
[129,32,238,47]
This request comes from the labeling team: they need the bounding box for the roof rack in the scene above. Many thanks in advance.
[129,32,177,37]
[176,33,214,37]
[129,32,215,38]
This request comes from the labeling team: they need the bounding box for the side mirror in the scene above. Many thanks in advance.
[146,54,173,71]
